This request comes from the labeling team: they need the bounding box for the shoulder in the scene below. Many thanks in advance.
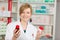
[7,21,19,26]
[7,21,20,27]
[6,22,15,31]
[6,21,20,31]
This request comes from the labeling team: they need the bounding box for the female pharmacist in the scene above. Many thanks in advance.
[5,3,42,40]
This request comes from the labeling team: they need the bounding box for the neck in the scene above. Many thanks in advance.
[20,20,28,30]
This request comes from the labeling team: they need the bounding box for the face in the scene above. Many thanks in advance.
[20,8,32,22]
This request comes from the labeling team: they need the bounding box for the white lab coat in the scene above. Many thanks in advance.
[5,21,37,40]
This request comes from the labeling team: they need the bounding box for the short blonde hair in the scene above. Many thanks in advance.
[19,3,32,15]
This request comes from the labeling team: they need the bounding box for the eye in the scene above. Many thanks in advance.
[27,12,30,14]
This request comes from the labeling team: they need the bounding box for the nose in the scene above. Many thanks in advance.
[24,12,27,16]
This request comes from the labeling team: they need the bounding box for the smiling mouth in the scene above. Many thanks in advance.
[23,17,28,18]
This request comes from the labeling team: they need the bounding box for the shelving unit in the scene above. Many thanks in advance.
[0,0,8,35]
[11,0,18,22]
[17,0,56,40]
[0,0,10,40]
[0,0,56,40]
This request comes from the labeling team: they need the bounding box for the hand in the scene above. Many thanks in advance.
[12,29,20,40]
[35,30,42,40]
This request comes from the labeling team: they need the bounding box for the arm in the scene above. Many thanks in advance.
[5,22,20,40]
[35,38,40,40]
[12,36,17,40]
[12,29,20,40]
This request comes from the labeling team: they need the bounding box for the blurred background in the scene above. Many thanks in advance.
[0,0,60,40]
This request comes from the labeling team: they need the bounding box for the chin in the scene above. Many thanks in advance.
[24,20,29,22]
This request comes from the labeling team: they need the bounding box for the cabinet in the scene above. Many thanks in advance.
[17,0,56,40]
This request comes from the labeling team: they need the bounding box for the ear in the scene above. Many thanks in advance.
[30,18,32,22]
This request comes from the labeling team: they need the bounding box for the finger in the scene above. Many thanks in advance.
[37,31,41,35]
[16,30,20,35]
[14,30,20,38]
[37,30,40,34]
[14,29,17,33]
[38,30,42,34]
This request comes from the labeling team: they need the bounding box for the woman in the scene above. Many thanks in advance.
[5,3,41,40]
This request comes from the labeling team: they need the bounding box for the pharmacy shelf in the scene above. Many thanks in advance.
[0,16,11,18]
[12,0,17,2]
[40,33,53,37]
[12,1,17,3]
[32,23,53,26]
[12,12,54,16]
[32,13,54,16]
[19,2,55,5]
[0,32,6,35]
[12,12,17,14]
[0,0,8,2]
